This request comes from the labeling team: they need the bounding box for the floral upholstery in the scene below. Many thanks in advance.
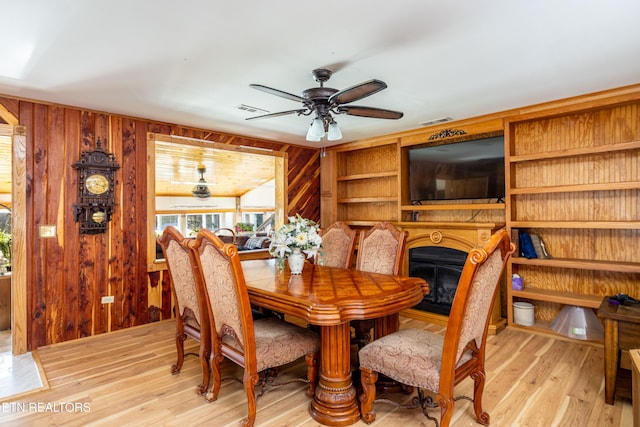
[165,239,201,328]
[199,244,246,345]
[357,228,402,274]
[358,329,472,391]
[358,230,515,427]
[158,226,210,395]
[318,223,356,268]
[455,250,503,362]
[192,229,320,427]
[353,223,408,349]
[358,250,503,391]
[222,317,320,372]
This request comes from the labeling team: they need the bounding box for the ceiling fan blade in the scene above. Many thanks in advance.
[249,84,306,103]
[337,105,404,120]
[245,109,307,121]
[329,79,387,105]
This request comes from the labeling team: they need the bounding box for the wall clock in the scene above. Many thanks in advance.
[72,137,120,234]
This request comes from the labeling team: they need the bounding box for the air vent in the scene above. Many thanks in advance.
[419,116,453,127]
[236,104,270,114]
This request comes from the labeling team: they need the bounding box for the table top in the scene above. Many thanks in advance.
[242,258,429,326]
[598,296,640,323]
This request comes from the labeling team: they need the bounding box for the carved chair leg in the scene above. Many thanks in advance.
[306,351,320,398]
[242,371,260,427]
[471,369,490,426]
[359,368,378,424]
[437,395,455,427]
[171,332,187,374]
[206,353,224,402]
[197,342,210,395]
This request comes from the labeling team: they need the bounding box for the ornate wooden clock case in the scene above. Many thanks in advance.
[73,138,120,234]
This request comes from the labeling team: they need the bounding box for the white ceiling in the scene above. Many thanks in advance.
[1,1,639,148]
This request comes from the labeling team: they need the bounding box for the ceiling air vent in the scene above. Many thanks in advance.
[419,116,453,127]
[236,104,270,114]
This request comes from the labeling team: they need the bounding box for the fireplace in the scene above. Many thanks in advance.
[398,223,505,333]
[409,246,468,316]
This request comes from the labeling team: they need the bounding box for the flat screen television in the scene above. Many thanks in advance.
[408,136,505,202]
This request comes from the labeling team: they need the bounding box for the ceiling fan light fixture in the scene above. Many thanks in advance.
[309,118,325,138]
[327,121,342,141]
[192,164,211,198]
[305,122,322,141]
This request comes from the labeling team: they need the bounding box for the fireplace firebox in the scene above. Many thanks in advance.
[409,246,468,315]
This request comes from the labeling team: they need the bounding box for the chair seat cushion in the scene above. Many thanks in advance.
[358,329,471,391]
[253,317,320,372]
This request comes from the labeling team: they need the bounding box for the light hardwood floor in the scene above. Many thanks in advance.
[0,317,632,426]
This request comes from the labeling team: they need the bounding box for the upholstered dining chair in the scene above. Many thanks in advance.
[358,230,515,427]
[352,222,408,348]
[317,221,357,268]
[190,228,320,427]
[355,221,407,275]
[157,226,210,395]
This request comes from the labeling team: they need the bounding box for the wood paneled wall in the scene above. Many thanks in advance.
[0,96,320,350]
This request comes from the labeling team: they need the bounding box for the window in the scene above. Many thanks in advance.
[156,214,179,233]
[185,213,220,235]
[147,133,287,269]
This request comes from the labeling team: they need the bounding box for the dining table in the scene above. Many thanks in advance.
[241,258,429,426]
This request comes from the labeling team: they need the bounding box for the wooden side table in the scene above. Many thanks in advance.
[630,349,640,427]
[598,297,640,404]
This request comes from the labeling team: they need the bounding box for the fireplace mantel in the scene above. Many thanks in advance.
[397,222,506,334]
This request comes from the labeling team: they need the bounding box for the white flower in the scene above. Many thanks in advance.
[268,214,322,259]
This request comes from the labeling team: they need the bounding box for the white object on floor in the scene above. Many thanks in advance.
[0,351,44,399]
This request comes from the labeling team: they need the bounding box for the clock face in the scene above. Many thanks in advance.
[91,211,106,224]
[85,173,109,195]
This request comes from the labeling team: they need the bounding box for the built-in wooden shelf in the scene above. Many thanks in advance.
[336,171,397,181]
[342,220,390,227]
[508,139,640,163]
[337,196,398,203]
[510,181,640,195]
[401,203,505,211]
[506,102,640,334]
[511,221,640,229]
[511,257,640,273]
[508,319,604,345]
[511,287,603,309]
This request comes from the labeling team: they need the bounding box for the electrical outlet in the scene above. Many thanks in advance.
[101,295,114,304]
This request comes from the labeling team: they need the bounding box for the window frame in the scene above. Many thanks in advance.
[147,133,287,270]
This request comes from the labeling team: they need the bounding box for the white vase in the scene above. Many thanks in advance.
[287,248,305,275]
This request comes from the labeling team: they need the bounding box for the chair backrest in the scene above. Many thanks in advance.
[190,228,258,372]
[212,227,237,244]
[318,221,357,268]
[440,230,515,384]
[157,226,203,331]
[355,222,408,275]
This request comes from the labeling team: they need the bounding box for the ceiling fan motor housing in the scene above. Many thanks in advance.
[311,68,333,84]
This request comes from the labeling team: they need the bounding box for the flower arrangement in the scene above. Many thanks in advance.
[268,214,322,259]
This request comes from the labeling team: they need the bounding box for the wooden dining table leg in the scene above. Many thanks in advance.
[374,313,400,339]
[310,322,361,426]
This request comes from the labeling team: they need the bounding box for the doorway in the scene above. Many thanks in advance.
[0,124,26,355]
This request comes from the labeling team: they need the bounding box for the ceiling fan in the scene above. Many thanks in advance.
[246,68,403,141]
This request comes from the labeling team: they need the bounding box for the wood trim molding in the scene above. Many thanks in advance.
[0,104,18,125]
[0,124,27,354]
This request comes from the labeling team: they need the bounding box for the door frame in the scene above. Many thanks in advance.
[0,124,27,355]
